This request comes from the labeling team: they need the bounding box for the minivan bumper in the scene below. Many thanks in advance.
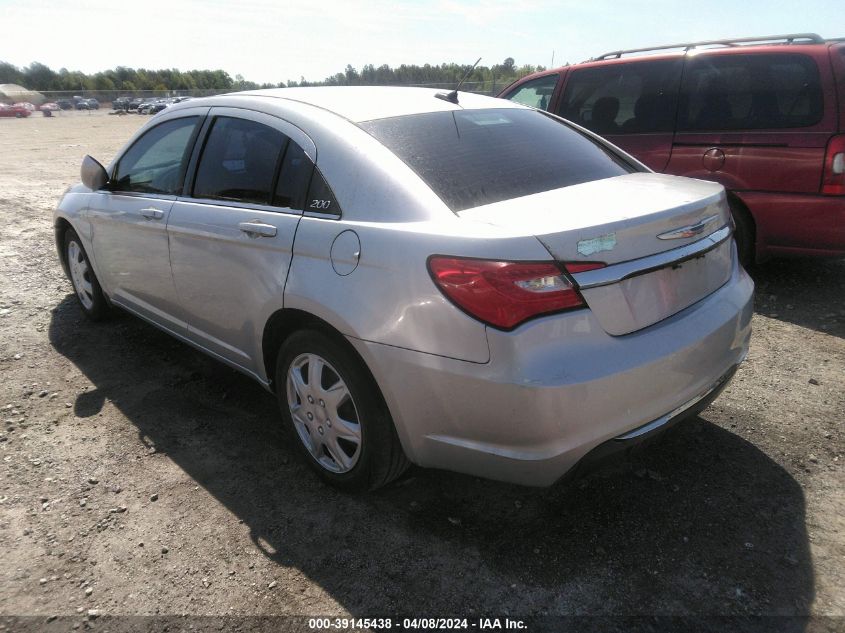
[349,252,754,486]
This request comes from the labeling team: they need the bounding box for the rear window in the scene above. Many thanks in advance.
[359,108,633,212]
[679,53,823,131]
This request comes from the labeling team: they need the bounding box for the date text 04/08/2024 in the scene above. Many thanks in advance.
[308,618,528,630]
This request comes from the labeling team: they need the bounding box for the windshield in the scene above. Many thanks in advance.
[359,108,634,212]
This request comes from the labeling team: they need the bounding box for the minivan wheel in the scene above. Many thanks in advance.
[729,200,754,269]
[275,329,409,491]
[64,228,110,320]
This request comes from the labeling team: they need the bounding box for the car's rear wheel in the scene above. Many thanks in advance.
[64,228,110,321]
[275,329,408,491]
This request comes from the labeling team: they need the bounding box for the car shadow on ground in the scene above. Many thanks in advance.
[751,257,844,338]
[48,295,814,618]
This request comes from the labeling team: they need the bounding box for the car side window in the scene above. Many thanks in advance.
[557,60,681,135]
[193,116,287,205]
[678,53,823,131]
[274,141,313,210]
[503,74,558,110]
[113,117,199,194]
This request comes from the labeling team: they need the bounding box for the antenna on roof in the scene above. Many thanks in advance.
[436,57,482,104]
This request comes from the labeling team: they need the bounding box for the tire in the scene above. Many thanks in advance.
[728,199,754,269]
[275,329,409,491]
[64,228,111,321]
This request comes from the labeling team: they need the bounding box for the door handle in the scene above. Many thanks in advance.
[238,221,277,238]
[140,207,164,220]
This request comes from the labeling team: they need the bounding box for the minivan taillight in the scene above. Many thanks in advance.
[822,134,845,195]
[427,256,604,330]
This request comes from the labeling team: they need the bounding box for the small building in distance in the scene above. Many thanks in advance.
[0,84,45,105]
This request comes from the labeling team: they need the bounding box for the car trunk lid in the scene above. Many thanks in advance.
[458,173,734,335]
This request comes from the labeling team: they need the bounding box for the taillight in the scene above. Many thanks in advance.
[822,134,845,195]
[427,256,604,330]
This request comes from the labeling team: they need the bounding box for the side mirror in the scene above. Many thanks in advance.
[81,155,109,191]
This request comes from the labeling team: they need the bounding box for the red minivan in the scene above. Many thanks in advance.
[499,34,845,265]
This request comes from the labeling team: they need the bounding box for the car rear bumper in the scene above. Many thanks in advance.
[563,362,738,482]
[349,250,754,487]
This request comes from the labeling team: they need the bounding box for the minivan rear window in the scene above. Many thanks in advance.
[359,108,633,212]
[679,53,823,131]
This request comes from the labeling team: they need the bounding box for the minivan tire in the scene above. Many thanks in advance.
[729,200,755,269]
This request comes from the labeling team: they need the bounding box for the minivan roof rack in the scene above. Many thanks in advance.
[593,33,825,61]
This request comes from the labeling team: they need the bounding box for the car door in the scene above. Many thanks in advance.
[555,58,683,172]
[167,108,315,376]
[87,108,206,332]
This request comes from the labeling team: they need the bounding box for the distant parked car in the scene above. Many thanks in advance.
[40,102,60,111]
[112,97,130,110]
[56,99,73,110]
[86,98,100,110]
[138,100,168,114]
[127,98,143,111]
[136,100,156,114]
[75,100,90,110]
[499,33,845,265]
[0,104,31,118]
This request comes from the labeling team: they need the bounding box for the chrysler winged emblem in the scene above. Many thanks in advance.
[657,215,719,240]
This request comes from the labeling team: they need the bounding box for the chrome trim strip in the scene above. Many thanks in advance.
[614,366,735,441]
[573,225,732,290]
[303,210,342,220]
[174,196,303,217]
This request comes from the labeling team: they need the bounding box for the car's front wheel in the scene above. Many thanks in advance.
[275,329,408,491]
[64,228,110,320]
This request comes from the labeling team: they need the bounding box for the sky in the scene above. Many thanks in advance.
[2,0,844,84]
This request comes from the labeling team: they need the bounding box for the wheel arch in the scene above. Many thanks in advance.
[726,191,758,265]
[54,216,74,277]
[262,308,373,393]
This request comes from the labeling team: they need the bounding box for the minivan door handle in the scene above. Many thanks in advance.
[238,221,277,238]
[139,207,164,220]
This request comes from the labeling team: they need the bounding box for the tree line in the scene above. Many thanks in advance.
[0,58,546,95]
[0,62,245,93]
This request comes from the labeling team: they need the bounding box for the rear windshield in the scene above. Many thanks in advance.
[358,108,633,212]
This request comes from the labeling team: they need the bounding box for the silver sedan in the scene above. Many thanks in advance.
[54,87,753,490]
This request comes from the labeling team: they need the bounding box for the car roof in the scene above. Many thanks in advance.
[229,86,524,123]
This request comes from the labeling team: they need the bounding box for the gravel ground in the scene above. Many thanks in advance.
[0,111,843,629]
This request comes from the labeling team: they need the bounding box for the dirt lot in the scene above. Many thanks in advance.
[0,111,843,628]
